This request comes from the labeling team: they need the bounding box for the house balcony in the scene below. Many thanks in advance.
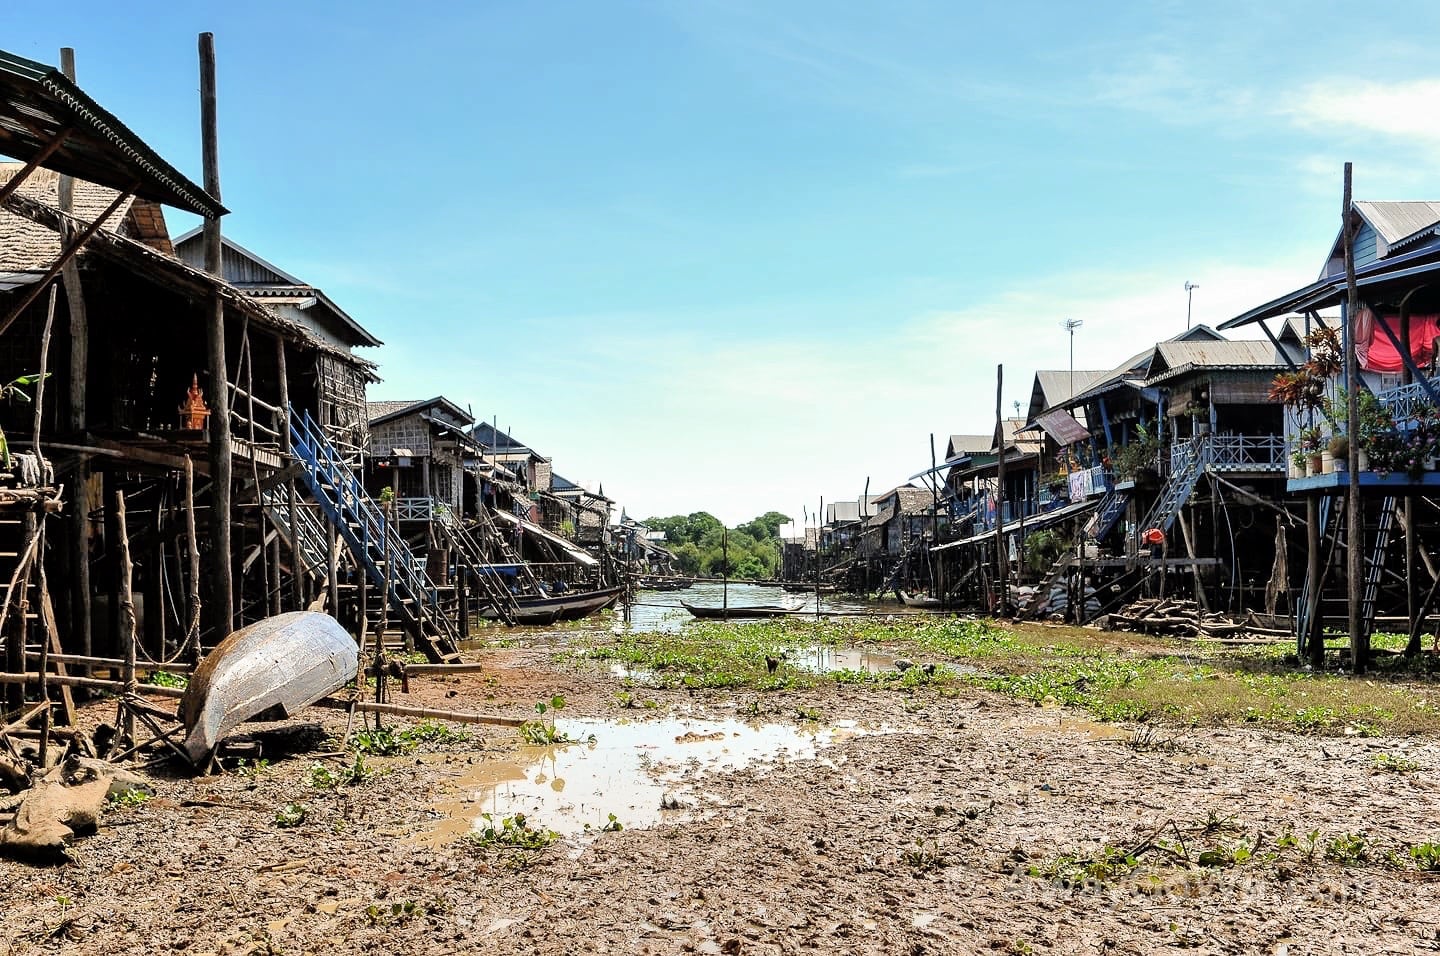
[1376,376,1440,422]
[1168,434,1287,474]
[394,496,435,521]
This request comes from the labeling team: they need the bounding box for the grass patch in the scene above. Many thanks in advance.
[570,616,1440,736]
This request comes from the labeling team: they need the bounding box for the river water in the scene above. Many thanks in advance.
[614,581,887,633]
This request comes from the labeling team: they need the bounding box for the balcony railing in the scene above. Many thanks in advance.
[394,496,433,521]
[1168,434,1286,473]
[1377,377,1440,422]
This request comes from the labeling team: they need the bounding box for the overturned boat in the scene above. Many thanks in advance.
[178,611,359,764]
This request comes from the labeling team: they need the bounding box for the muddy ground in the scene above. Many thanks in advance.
[1,628,1438,956]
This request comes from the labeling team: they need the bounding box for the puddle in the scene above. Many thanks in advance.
[787,644,898,675]
[413,716,880,847]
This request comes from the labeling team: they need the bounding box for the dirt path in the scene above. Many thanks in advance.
[1,636,1437,955]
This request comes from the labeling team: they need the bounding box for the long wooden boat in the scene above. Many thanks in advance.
[485,585,624,625]
[179,611,359,764]
[898,590,943,608]
[681,601,799,620]
[783,582,839,594]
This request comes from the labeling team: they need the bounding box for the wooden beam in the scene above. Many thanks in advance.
[0,125,72,207]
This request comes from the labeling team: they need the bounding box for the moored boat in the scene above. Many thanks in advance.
[484,585,624,625]
[681,601,799,620]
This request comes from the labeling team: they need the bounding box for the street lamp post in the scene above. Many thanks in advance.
[1185,281,1199,329]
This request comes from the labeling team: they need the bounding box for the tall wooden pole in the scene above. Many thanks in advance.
[1343,163,1366,673]
[200,33,234,636]
[114,492,136,742]
[994,364,1008,614]
[58,48,91,672]
[1306,497,1323,668]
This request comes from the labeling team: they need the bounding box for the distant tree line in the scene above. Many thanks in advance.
[641,511,790,579]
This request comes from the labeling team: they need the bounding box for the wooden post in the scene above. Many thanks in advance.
[1342,163,1366,673]
[58,48,92,675]
[327,524,340,621]
[994,364,1008,614]
[276,337,304,611]
[1178,505,1208,612]
[114,491,137,742]
[184,456,202,661]
[1399,292,1422,657]
[199,33,234,636]
[1306,497,1323,668]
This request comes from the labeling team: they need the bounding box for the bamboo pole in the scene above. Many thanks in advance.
[314,698,525,728]
[185,456,202,661]
[1342,163,1366,673]
[994,364,1008,614]
[115,491,137,742]
[199,32,234,637]
[0,672,184,698]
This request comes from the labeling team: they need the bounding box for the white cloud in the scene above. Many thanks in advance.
[432,251,1318,525]
[1287,78,1440,145]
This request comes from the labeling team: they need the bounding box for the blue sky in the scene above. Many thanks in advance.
[8,2,1440,524]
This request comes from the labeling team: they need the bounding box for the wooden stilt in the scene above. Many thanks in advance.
[115,491,137,742]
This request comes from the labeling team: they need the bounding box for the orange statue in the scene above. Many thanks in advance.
[180,374,210,431]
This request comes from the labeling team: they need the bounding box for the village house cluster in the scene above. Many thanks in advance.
[789,198,1440,670]
[0,44,650,718]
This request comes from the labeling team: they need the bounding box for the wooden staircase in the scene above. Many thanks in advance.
[286,408,460,662]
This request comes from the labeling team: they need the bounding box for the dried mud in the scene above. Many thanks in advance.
[2,635,1438,955]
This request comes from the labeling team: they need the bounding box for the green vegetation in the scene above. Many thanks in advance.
[351,720,472,755]
[572,616,1440,735]
[309,754,373,790]
[106,788,149,809]
[144,670,188,689]
[641,510,790,578]
[274,802,308,828]
[468,813,559,851]
[519,695,579,745]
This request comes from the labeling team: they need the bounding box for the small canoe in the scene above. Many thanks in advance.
[899,590,943,608]
[681,601,799,620]
[179,611,359,764]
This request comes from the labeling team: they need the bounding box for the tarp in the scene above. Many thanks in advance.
[490,509,599,567]
[1355,307,1440,373]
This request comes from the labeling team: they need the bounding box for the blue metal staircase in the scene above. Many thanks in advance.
[1085,488,1131,541]
[1134,439,1208,542]
[287,408,461,662]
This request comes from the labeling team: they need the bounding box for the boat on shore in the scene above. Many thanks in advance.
[898,589,943,609]
[179,611,358,764]
[681,601,799,620]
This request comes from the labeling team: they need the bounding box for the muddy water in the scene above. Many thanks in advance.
[412,714,883,847]
[618,582,893,633]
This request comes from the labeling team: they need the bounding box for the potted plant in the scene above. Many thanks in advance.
[1327,434,1349,473]
[1293,425,1324,476]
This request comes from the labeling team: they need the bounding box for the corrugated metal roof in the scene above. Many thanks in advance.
[1152,340,1276,369]
[1033,369,1109,408]
[0,49,224,217]
[946,434,992,457]
[1356,201,1440,246]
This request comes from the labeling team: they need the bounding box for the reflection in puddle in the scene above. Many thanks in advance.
[414,716,880,847]
[786,645,897,675]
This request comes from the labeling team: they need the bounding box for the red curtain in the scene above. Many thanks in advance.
[1355,307,1440,372]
